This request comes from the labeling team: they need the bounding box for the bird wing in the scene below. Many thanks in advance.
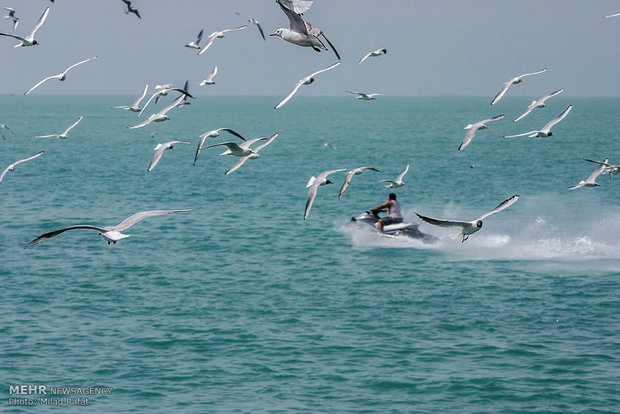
[24,74,59,95]
[309,61,340,78]
[586,159,608,182]
[112,209,193,232]
[62,116,83,135]
[0,152,43,183]
[27,6,49,40]
[133,84,149,107]
[139,90,163,116]
[338,171,356,199]
[583,158,610,167]
[197,35,217,55]
[222,25,247,34]
[158,94,186,117]
[482,114,505,124]
[542,88,564,101]
[207,65,218,81]
[25,224,106,248]
[281,0,313,14]
[514,106,535,122]
[459,127,477,151]
[568,182,585,190]
[255,22,266,40]
[490,81,511,105]
[219,127,245,141]
[518,68,547,79]
[542,105,572,131]
[503,130,537,138]
[0,32,26,42]
[319,32,340,60]
[253,133,278,153]
[476,194,520,221]
[63,56,97,74]
[147,145,167,171]
[396,164,409,181]
[128,115,154,129]
[416,213,470,229]
[358,52,372,64]
[275,80,304,109]
[276,0,308,35]
[225,156,250,175]
[317,168,346,182]
[195,29,203,44]
[204,142,244,152]
[239,137,267,150]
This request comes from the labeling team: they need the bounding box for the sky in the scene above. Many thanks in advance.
[0,0,619,97]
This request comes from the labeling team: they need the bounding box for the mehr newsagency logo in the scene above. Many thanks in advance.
[8,384,113,407]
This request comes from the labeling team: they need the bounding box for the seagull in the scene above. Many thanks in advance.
[416,195,520,242]
[338,167,380,199]
[584,158,620,179]
[568,159,608,190]
[271,0,340,60]
[346,90,383,100]
[504,105,572,138]
[185,29,203,49]
[0,151,43,184]
[4,7,19,30]
[121,0,141,19]
[129,94,187,129]
[24,56,98,95]
[147,140,191,172]
[139,82,193,116]
[490,68,547,105]
[605,13,620,18]
[197,25,247,55]
[514,89,564,122]
[36,116,83,139]
[225,133,278,175]
[201,137,269,158]
[0,6,48,47]
[322,140,336,150]
[274,61,340,109]
[200,66,218,86]
[377,164,409,188]
[25,209,192,247]
[0,123,15,140]
[113,84,149,112]
[280,0,313,14]
[235,13,265,40]
[358,48,387,64]
[459,115,505,151]
[304,168,345,220]
[194,127,246,165]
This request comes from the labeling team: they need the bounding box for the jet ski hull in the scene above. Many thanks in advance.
[349,211,438,243]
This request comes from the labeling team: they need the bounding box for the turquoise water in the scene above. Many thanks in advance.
[1,95,619,412]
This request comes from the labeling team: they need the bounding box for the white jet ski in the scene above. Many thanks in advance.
[349,211,438,243]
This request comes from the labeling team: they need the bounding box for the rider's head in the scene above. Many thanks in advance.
[389,193,397,200]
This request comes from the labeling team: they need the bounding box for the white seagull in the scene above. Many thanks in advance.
[36,116,83,139]
[358,48,387,64]
[338,167,380,199]
[584,158,620,179]
[4,7,19,30]
[416,195,520,242]
[225,133,278,175]
[377,164,409,188]
[185,29,203,49]
[129,94,187,129]
[197,25,247,55]
[280,0,313,14]
[514,89,564,122]
[24,56,97,95]
[568,158,608,190]
[113,84,148,112]
[202,137,269,158]
[504,105,572,138]
[459,115,505,151]
[25,209,192,247]
[0,123,15,140]
[271,0,340,60]
[304,168,345,220]
[490,68,547,105]
[139,82,193,116]
[147,140,191,172]
[200,66,218,86]
[194,127,246,165]
[346,90,383,100]
[0,151,43,184]
[235,13,265,40]
[275,61,340,109]
[0,6,48,47]
[605,13,620,18]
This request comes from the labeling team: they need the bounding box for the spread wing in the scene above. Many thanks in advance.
[275,79,304,109]
[27,6,49,40]
[62,116,83,135]
[225,156,250,175]
[586,159,608,182]
[519,68,547,79]
[309,61,340,78]
[490,81,512,105]
[416,213,470,229]
[219,127,245,141]
[255,22,265,40]
[25,225,105,248]
[476,194,520,221]
[0,151,44,183]
[459,127,478,151]
[396,164,409,181]
[222,25,247,34]
[542,105,572,131]
[253,133,278,153]
[514,106,535,122]
[63,56,97,74]
[338,171,356,199]
[147,145,167,171]
[503,130,537,138]
[24,74,59,95]
[133,84,149,107]
[0,32,26,42]
[112,209,193,232]
[197,35,217,55]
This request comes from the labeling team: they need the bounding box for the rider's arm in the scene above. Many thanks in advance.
[371,200,393,213]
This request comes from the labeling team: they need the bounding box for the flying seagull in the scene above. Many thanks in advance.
[280,0,313,14]
[605,13,620,18]
[235,13,265,40]
[0,6,49,47]
[24,56,97,95]
[459,115,505,151]
[200,66,218,86]
[0,151,43,184]
[194,127,246,165]
[271,0,340,60]
[490,68,547,105]
[147,140,191,172]
[338,166,380,199]
[129,94,187,129]
[113,84,149,112]
[36,116,83,139]
[568,158,608,190]
[584,158,620,179]
[274,61,340,109]
[358,48,387,64]
[0,123,15,140]
[514,89,564,122]
[225,133,278,175]
[4,7,19,30]
[346,90,383,100]
[185,29,203,49]
[25,209,192,247]
[504,105,572,138]
[201,137,269,158]
[416,195,520,242]
[304,168,345,220]
[197,25,247,55]
[377,164,409,188]
[121,0,141,19]
[139,82,193,116]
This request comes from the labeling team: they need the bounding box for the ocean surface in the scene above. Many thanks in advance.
[1,95,619,413]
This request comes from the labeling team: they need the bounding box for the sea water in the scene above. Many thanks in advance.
[1,95,619,412]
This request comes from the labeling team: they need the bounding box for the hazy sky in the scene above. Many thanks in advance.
[0,0,619,97]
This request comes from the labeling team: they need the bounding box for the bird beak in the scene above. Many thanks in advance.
[269,32,278,36]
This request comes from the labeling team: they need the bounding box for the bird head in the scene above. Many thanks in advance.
[476,220,483,228]
[270,29,283,37]
[32,40,39,45]
[547,132,553,136]
[325,179,333,185]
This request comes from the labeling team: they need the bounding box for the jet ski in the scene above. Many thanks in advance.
[349,211,439,243]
